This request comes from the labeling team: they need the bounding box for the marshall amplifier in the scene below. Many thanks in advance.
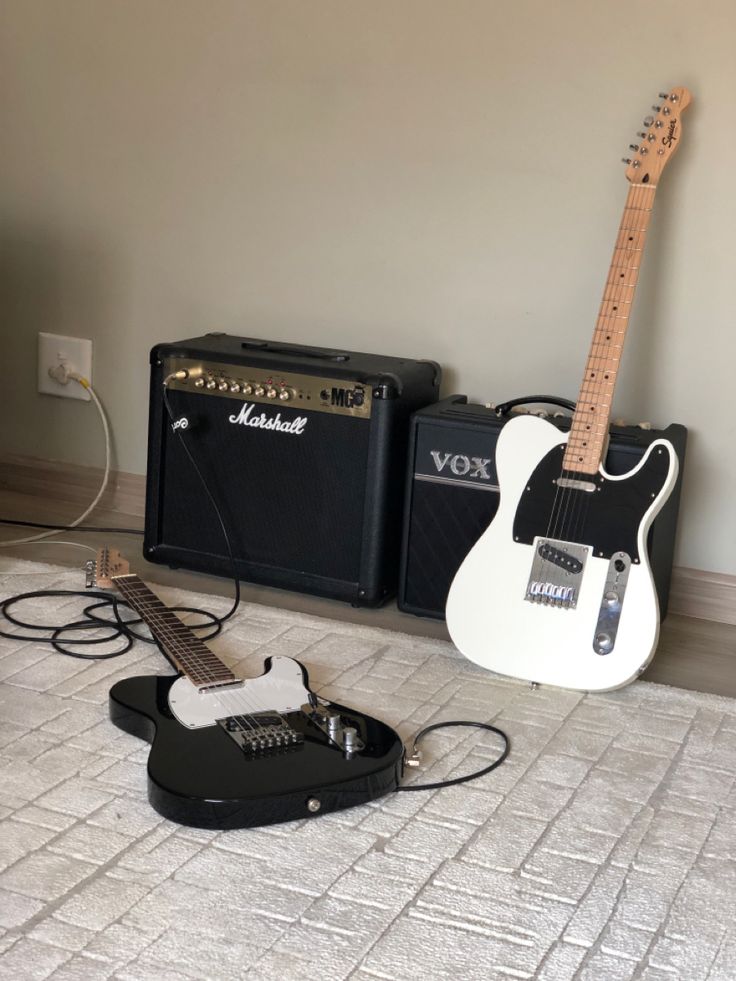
[398,395,687,620]
[144,334,440,605]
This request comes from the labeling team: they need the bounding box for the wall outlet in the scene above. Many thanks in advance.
[38,332,93,401]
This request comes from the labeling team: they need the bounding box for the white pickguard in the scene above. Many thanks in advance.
[168,656,310,729]
[445,414,679,692]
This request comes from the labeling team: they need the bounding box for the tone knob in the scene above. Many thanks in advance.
[218,380,229,391]
[342,726,358,752]
[326,712,342,735]
[254,385,266,397]
[206,379,217,390]
[230,382,241,393]
[266,387,278,399]
[194,377,205,388]
[242,383,254,396]
[604,590,620,607]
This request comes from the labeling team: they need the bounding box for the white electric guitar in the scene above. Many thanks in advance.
[446,87,691,692]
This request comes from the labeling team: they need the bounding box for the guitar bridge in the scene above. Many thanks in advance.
[525,538,589,609]
[218,712,304,755]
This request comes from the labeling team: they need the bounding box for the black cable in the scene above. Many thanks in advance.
[0,381,242,655]
[1,518,144,535]
[397,720,510,791]
[161,384,242,626]
[0,586,225,660]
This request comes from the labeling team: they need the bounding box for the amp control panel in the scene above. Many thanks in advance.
[163,357,373,419]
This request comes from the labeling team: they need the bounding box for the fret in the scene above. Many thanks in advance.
[113,574,236,687]
[562,181,657,475]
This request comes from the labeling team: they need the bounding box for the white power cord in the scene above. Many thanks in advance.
[0,372,111,547]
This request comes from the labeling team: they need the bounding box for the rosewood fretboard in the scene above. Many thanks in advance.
[112,574,237,691]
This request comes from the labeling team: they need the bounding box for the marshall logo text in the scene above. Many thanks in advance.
[229,402,308,435]
[430,450,491,480]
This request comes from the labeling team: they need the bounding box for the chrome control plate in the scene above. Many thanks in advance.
[592,552,631,655]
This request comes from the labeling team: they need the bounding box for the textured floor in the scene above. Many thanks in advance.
[2,559,736,980]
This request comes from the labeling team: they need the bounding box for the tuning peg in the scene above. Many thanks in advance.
[658,91,669,99]
[643,116,654,127]
[651,105,661,112]
[629,144,640,151]
[637,131,646,138]
[622,157,632,165]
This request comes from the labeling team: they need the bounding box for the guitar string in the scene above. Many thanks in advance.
[549,183,650,560]
[542,183,655,598]
[115,578,312,748]
[562,182,655,560]
[114,579,289,742]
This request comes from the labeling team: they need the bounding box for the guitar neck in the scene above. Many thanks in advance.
[112,574,237,691]
[563,182,657,475]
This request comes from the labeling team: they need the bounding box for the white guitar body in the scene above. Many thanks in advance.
[446,414,679,692]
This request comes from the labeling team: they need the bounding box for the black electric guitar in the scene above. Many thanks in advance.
[92,547,404,829]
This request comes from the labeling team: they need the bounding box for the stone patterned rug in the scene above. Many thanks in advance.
[1,558,736,981]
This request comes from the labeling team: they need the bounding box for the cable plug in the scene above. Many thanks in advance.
[405,746,423,768]
[48,363,71,385]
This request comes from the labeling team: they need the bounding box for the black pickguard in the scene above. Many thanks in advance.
[109,666,404,830]
[512,442,674,562]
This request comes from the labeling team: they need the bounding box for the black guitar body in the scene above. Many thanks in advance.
[109,670,405,830]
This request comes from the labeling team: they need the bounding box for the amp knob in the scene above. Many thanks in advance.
[206,379,217,390]
[218,380,229,391]
[242,383,254,396]
[254,385,266,397]
[230,382,241,393]
[266,387,278,399]
[279,388,292,401]
[194,378,205,388]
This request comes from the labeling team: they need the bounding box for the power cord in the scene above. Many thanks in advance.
[0,370,238,656]
[0,373,111,548]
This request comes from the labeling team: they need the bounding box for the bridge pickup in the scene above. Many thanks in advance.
[218,712,304,755]
[525,538,589,609]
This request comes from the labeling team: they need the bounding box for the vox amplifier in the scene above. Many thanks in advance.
[398,395,687,619]
[144,334,440,605]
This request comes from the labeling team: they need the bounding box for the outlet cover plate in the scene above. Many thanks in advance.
[38,332,93,400]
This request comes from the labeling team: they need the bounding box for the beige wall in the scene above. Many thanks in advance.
[0,1,733,575]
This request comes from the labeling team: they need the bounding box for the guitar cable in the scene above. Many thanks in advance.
[0,371,510,792]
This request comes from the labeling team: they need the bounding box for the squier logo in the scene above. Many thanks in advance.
[662,120,677,147]
[228,403,308,435]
